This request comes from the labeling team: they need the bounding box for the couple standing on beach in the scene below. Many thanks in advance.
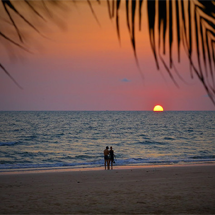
[104,146,115,170]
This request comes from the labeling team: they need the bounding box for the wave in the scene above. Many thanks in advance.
[55,133,64,137]
[114,156,215,166]
[190,155,215,159]
[0,161,103,171]
[75,155,97,159]
[24,135,37,141]
[16,151,49,158]
[0,142,18,146]
[59,155,98,160]
[163,137,175,140]
[136,140,167,145]
[1,155,215,171]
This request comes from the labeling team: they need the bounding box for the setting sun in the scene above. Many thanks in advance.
[153,105,164,112]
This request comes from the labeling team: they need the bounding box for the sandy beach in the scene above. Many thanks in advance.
[0,164,215,214]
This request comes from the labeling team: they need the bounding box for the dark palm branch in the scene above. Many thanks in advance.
[0,0,215,104]
[108,0,215,104]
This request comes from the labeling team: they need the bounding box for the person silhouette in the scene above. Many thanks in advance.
[109,146,114,170]
[104,146,110,170]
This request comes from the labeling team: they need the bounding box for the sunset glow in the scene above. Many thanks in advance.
[153,105,164,112]
[0,1,214,111]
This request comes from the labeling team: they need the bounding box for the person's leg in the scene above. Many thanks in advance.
[107,159,110,170]
[104,160,107,170]
[110,161,112,169]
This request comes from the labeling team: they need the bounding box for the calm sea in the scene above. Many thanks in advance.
[0,111,214,172]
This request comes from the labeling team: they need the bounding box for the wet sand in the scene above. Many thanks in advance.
[0,164,215,214]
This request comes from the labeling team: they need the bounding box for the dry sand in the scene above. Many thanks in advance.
[0,164,215,214]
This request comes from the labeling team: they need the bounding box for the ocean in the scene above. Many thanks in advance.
[0,111,214,172]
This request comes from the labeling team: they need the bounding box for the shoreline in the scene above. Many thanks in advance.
[0,163,215,214]
[1,161,215,175]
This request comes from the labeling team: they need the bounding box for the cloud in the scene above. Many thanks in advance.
[121,78,131,82]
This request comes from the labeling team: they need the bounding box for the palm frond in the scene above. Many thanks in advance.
[0,0,215,105]
[24,0,46,21]
[0,63,23,89]
[87,0,101,26]
[0,0,65,86]
[109,0,215,103]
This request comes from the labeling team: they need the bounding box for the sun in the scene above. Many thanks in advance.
[153,105,164,112]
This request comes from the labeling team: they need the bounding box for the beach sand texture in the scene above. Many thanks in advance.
[0,165,215,214]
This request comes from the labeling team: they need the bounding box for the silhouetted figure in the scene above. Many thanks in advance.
[109,146,114,170]
[104,146,110,170]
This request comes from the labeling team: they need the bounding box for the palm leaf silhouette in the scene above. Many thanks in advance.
[0,0,215,104]
[108,0,215,104]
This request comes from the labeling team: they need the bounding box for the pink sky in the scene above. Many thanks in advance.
[0,1,214,111]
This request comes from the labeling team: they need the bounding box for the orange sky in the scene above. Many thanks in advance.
[0,1,214,111]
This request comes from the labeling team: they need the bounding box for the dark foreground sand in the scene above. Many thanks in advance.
[0,164,215,214]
